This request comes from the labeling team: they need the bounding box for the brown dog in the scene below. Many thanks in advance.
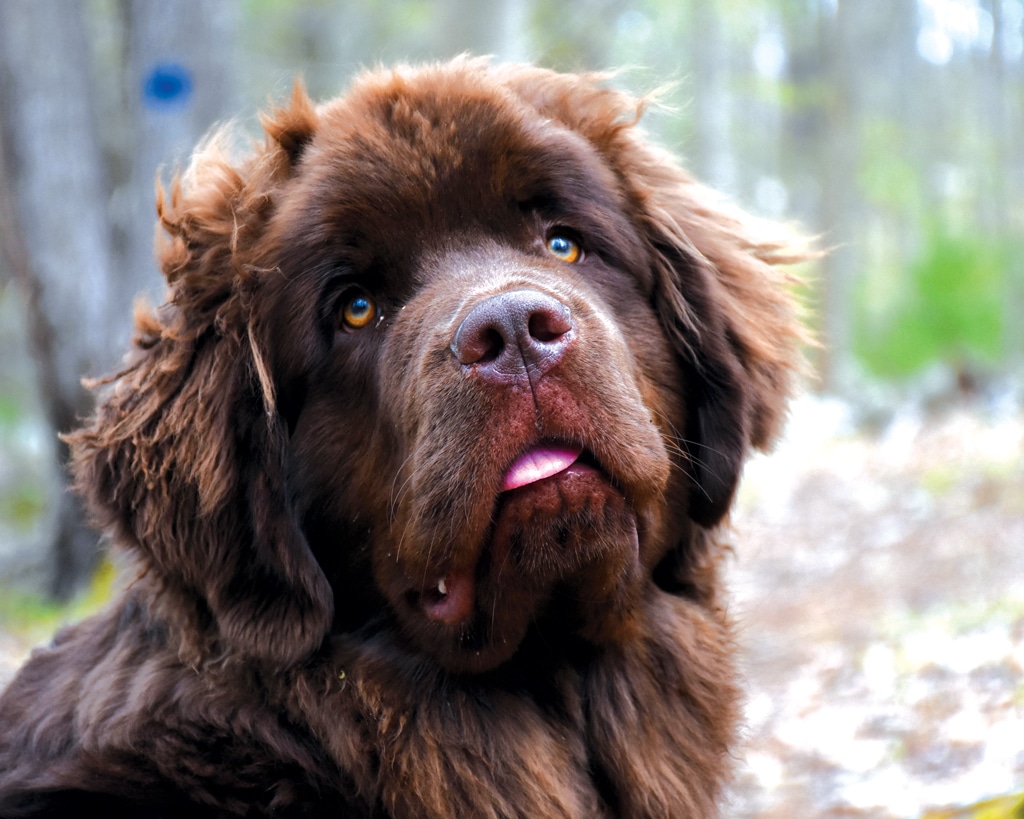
[0,58,805,817]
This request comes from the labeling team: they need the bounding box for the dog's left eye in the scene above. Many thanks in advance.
[340,290,377,331]
[546,234,582,264]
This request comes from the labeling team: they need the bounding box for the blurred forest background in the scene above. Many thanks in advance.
[0,1,1022,816]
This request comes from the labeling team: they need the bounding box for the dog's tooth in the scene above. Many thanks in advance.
[437,578,448,596]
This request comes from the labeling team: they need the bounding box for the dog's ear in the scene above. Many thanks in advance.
[66,84,329,667]
[640,171,808,527]
[497,65,807,526]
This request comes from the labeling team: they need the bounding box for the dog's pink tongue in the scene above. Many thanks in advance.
[502,443,583,491]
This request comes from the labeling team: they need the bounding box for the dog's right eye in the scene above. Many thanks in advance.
[546,234,582,264]
[339,289,377,331]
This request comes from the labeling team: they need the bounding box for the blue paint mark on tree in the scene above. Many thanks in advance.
[142,63,194,110]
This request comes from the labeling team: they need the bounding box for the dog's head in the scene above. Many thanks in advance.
[70,59,805,673]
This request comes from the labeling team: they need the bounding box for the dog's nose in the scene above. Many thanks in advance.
[451,290,575,381]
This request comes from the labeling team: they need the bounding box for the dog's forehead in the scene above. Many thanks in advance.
[256,72,652,330]
[297,79,627,228]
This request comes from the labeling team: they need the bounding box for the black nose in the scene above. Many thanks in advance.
[451,290,575,383]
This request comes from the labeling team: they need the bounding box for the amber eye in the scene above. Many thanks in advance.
[340,290,377,330]
[546,234,582,264]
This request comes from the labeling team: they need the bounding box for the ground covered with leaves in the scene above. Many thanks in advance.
[726,397,1024,818]
[1,397,1022,817]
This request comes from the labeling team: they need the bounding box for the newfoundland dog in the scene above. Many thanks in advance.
[0,58,806,817]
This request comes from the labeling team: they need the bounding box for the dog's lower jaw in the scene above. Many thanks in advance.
[394,486,645,674]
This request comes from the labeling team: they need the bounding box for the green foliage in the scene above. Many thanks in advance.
[859,118,923,214]
[0,560,117,642]
[0,485,46,532]
[920,792,1024,818]
[854,225,1006,379]
[0,384,51,536]
[0,395,20,427]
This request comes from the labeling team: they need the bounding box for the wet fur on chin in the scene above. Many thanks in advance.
[0,57,808,817]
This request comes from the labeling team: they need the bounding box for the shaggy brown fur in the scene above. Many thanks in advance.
[0,59,806,818]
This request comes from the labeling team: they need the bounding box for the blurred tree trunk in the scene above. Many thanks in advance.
[118,0,240,306]
[0,0,239,598]
[0,0,119,597]
[690,0,734,195]
[986,0,1023,366]
[435,0,529,61]
[815,2,861,393]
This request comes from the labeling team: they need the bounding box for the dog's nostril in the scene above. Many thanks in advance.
[453,323,505,366]
[475,328,505,364]
[527,307,572,344]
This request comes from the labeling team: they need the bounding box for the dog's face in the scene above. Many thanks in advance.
[259,85,685,672]
[73,60,803,673]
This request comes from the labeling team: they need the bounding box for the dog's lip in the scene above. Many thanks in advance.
[421,568,475,626]
[417,442,612,629]
[500,442,586,492]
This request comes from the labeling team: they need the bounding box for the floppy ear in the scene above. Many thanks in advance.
[641,174,808,527]
[503,66,807,527]
[66,84,330,667]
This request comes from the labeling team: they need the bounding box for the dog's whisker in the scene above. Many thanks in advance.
[388,453,418,519]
